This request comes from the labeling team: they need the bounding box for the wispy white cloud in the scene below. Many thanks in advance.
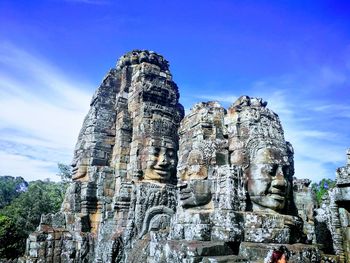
[310,104,350,118]
[318,66,347,88]
[0,43,93,181]
[294,160,332,183]
[259,90,294,116]
[197,95,238,104]
[0,151,57,181]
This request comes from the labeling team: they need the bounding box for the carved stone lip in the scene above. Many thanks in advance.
[179,189,192,200]
[179,187,191,193]
[153,167,169,175]
[179,193,192,200]
[268,193,285,201]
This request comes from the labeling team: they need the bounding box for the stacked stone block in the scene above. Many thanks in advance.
[24,51,349,263]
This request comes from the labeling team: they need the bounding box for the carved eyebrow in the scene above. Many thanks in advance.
[152,147,161,153]
[262,164,278,173]
[282,165,290,173]
[167,149,176,156]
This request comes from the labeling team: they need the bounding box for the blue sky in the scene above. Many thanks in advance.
[0,0,349,182]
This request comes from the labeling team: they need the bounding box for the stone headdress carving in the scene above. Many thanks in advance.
[177,101,227,181]
[227,95,289,167]
[113,50,184,183]
[226,96,295,213]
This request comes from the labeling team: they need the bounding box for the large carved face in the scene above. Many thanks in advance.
[179,180,212,208]
[177,149,212,208]
[144,144,177,183]
[246,147,291,213]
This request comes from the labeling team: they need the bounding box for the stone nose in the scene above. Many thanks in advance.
[271,166,286,189]
[177,181,188,189]
[158,153,169,166]
[275,166,284,178]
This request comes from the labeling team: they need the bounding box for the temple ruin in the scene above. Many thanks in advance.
[24,50,350,263]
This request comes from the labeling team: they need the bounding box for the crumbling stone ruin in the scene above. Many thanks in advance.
[293,178,316,245]
[313,150,350,263]
[24,50,350,263]
[334,150,350,259]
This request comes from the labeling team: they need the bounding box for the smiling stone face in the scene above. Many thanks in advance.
[246,147,291,213]
[144,144,177,183]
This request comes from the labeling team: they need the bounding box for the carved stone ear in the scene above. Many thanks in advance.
[133,169,143,181]
[242,165,250,188]
[243,163,250,171]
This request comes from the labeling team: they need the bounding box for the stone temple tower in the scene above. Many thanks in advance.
[25,50,184,262]
[25,50,345,263]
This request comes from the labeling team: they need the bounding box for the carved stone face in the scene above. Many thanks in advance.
[144,145,177,183]
[179,180,212,208]
[179,150,208,181]
[246,147,291,213]
[177,149,212,208]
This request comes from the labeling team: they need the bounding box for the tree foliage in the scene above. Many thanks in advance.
[311,178,336,205]
[0,176,68,259]
[57,162,72,182]
[0,215,23,259]
[0,176,28,209]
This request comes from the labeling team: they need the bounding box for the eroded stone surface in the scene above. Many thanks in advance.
[314,149,350,263]
[24,50,348,263]
[293,178,316,244]
[226,96,295,214]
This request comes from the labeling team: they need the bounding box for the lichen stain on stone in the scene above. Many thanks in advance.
[23,50,350,263]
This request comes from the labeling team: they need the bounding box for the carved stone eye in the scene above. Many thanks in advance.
[282,165,290,176]
[167,149,175,158]
[265,164,278,176]
[152,148,160,157]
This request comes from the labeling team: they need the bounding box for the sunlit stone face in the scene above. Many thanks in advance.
[144,144,177,183]
[246,147,291,213]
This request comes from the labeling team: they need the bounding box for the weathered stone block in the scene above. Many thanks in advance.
[211,226,242,242]
[29,232,48,242]
[24,50,348,263]
[29,248,38,258]
[244,227,290,243]
[184,224,211,241]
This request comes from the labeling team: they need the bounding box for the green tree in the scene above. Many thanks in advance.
[311,178,336,205]
[0,180,68,259]
[0,176,28,209]
[0,215,22,258]
[57,163,72,182]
